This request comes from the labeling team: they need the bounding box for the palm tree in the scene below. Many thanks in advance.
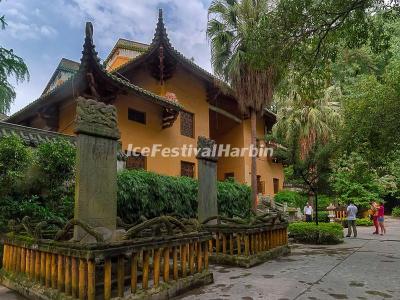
[273,80,341,224]
[207,0,278,211]
[0,7,29,114]
[273,83,341,161]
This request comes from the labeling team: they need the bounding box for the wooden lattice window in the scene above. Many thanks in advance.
[128,108,146,124]
[126,153,146,170]
[180,111,194,138]
[273,178,280,194]
[181,161,195,178]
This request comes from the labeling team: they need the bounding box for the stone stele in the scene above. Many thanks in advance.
[73,97,120,241]
[196,136,219,223]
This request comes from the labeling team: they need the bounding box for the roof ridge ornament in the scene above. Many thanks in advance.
[85,22,93,41]
[152,8,171,47]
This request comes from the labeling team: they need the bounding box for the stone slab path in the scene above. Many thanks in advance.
[177,217,400,300]
[2,218,399,300]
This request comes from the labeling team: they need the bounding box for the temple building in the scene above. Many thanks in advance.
[4,10,284,197]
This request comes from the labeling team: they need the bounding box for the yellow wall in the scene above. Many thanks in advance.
[56,61,284,194]
[58,100,76,135]
[108,56,130,71]
[242,118,284,198]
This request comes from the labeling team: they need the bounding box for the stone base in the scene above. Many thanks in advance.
[209,245,291,268]
[0,269,213,300]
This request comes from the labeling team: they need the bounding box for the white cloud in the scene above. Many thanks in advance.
[6,21,58,40]
[3,0,214,114]
[55,0,212,70]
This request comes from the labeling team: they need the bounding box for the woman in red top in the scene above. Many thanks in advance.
[378,201,386,235]
[370,201,379,234]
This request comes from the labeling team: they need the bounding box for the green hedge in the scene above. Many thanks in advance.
[288,222,344,244]
[356,218,373,226]
[316,211,330,223]
[392,206,400,217]
[117,169,251,223]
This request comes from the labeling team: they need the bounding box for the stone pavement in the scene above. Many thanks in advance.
[1,218,399,300]
[176,217,400,300]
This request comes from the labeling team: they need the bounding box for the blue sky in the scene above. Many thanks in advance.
[1,0,213,115]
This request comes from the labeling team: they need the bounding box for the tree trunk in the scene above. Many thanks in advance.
[250,109,258,212]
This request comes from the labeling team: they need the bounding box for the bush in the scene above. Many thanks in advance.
[392,206,400,217]
[316,211,330,223]
[356,218,373,226]
[288,222,344,244]
[274,190,308,209]
[117,169,251,223]
[0,136,75,231]
[0,135,31,196]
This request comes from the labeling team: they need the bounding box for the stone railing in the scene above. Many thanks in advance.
[2,230,212,300]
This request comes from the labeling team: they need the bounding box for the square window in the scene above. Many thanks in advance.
[128,108,146,124]
[224,172,235,180]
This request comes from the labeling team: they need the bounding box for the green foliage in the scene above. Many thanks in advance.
[0,136,75,231]
[316,211,329,223]
[274,190,307,209]
[117,169,251,223]
[0,3,29,114]
[288,222,344,244]
[356,218,373,226]
[392,206,400,217]
[0,135,31,196]
[330,152,386,208]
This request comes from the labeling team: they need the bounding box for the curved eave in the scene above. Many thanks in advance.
[6,74,85,124]
[7,22,182,124]
[114,9,232,94]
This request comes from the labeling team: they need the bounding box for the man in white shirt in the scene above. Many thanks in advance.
[304,203,313,222]
[346,202,358,238]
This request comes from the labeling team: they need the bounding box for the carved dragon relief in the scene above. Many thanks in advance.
[75,97,120,139]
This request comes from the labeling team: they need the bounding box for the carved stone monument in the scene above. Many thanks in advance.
[196,136,219,223]
[73,97,120,241]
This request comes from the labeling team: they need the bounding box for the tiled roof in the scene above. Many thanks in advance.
[0,121,127,161]
[42,58,80,95]
[113,9,234,98]
[0,121,74,146]
[59,58,80,72]
[6,22,182,124]
[104,38,149,66]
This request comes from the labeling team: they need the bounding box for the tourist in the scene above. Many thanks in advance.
[370,201,379,234]
[304,203,313,222]
[346,202,358,238]
[378,201,386,235]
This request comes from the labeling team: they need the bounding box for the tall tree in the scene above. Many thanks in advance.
[207,0,283,211]
[272,77,341,223]
[0,1,29,114]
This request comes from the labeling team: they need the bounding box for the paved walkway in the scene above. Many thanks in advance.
[1,218,399,300]
[177,217,400,300]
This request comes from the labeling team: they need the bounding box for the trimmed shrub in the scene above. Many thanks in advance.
[392,206,400,217]
[288,222,344,244]
[356,218,373,226]
[316,211,330,223]
[274,190,308,209]
[117,169,251,223]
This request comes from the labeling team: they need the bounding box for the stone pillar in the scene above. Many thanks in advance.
[73,97,120,241]
[196,136,219,223]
